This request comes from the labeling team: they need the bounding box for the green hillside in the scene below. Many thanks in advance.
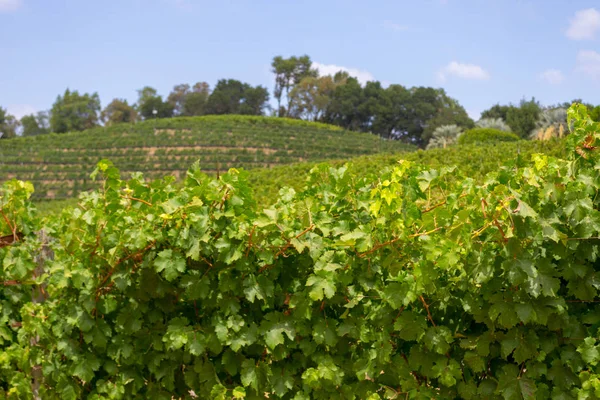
[0,115,413,200]
[248,138,567,205]
[34,138,566,215]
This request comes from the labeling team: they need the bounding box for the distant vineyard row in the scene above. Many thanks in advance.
[0,115,413,200]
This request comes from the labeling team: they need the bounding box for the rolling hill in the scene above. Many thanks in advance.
[0,115,413,200]
[247,138,567,205]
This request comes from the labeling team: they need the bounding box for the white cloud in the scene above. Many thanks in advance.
[6,104,36,119]
[312,62,375,85]
[566,8,600,40]
[383,20,408,32]
[437,61,490,82]
[576,50,600,80]
[539,69,564,85]
[0,0,22,12]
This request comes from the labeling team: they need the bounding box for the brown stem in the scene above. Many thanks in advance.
[0,208,18,242]
[419,295,436,327]
[258,224,314,273]
[95,240,156,295]
[121,196,153,207]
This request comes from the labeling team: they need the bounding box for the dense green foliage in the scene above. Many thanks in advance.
[50,89,101,133]
[205,80,270,116]
[0,115,413,200]
[457,128,520,145]
[248,139,566,207]
[138,95,174,120]
[20,112,50,137]
[322,80,473,146]
[0,105,600,398]
[101,99,138,126]
[272,55,317,117]
[480,99,542,138]
[0,107,19,139]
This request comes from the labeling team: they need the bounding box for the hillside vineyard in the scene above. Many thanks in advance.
[0,116,412,201]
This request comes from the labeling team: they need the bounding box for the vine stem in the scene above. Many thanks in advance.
[358,226,443,258]
[120,195,153,207]
[258,224,315,273]
[0,208,18,242]
[95,240,157,296]
[419,295,436,327]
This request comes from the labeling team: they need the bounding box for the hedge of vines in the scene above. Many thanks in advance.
[457,128,520,145]
[2,105,600,399]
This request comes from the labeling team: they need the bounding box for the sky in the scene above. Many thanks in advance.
[1,0,600,121]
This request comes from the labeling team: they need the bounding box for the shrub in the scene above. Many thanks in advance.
[530,108,568,140]
[458,127,520,145]
[425,125,463,149]
[475,117,511,132]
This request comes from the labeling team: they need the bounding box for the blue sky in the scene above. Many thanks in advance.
[1,0,599,120]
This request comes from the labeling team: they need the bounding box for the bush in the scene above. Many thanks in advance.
[458,127,520,145]
[425,125,462,149]
[475,117,511,132]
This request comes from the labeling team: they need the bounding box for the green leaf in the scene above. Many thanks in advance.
[306,275,335,301]
[187,333,205,356]
[241,359,259,391]
[154,249,187,281]
[423,326,453,355]
[232,386,246,399]
[72,357,100,383]
[393,311,427,341]
[578,337,600,365]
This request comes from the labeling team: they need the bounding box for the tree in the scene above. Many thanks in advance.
[420,95,474,143]
[505,98,541,138]
[137,86,158,107]
[288,74,347,121]
[370,84,411,139]
[0,107,19,139]
[139,97,174,120]
[50,89,101,133]
[324,77,367,131]
[239,86,270,115]
[20,112,50,136]
[167,84,191,116]
[182,82,211,116]
[324,80,471,146]
[137,87,174,120]
[388,87,467,146]
[481,104,511,121]
[481,99,541,138]
[271,55,317,117]
[101,99,138,126]
[205,79,269,116]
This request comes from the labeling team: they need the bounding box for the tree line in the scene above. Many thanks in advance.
[1,54,600,147]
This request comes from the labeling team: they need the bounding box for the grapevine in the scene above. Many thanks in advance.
[1,104,600,399]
